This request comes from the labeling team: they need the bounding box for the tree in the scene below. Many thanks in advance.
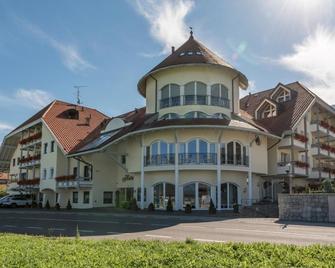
[166,197,173,212]
[208,198,216,214]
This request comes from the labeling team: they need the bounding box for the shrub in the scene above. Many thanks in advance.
[185,237,196,244]
[130,198,138,211]
[45,200,50,209]
[323,179,334,193]
[208,198,216,215]
[121,201,131,210]
[185,204,192,214]
[147,202,155,211]
[66,200,72,210]
[55,203,60,210]
[233,203,239,213]
[166,197,173,212]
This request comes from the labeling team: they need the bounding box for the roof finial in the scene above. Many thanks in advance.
[189,26,193,38]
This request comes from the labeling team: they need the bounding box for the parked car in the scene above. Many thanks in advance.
[0,195,33,208]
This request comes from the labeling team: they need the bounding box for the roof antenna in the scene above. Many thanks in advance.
[189,26,193,37]
[73,85,87,105]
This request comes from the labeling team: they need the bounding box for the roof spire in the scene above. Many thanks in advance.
[189,26,193,38]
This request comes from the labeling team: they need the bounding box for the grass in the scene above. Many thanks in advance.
[0,234,334,267]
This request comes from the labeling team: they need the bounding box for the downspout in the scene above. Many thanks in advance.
[231,74,240,114]
[149,75,158,113]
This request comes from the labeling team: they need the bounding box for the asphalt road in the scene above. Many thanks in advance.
[0,209,335,245]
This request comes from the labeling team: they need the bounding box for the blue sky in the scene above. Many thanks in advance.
[1,0,335,141]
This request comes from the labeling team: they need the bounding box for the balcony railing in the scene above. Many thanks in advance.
[210,96,230,108]
[159,95,231,109]
[223,155,249,166]
[179,153,217,165]
[144,154,175,166]
[160,97,181,109]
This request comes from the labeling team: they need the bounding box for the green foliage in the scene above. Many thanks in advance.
[233,203,239,213]
[120,201,131,210]
[45,200,50,209]
[147,203,155,211]
[208,198,216,215]
[185,204,192,214]
[323,179,334,193]
[55,203,60,210]
[0,234,334,267]
[66,200,72,210]
[130,198,138,211]
[185,237,196,244]
[166,197,173,212]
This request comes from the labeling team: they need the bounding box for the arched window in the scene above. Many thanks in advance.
[183,182,211,209]
[145,141,175,166]
[179,139,216,165]
[153,182,175,209]
[221,183,239,209]
[211,84,230,108]
[160,113,179,120]
[224,141,248,166]
[160,84,181,108]
[184,111,208,119]
[184,81,207,105]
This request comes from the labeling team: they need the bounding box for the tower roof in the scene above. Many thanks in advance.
[137,34,248,96]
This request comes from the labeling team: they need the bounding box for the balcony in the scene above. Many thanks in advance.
[277,161,308,176]
[278,134,307,151]
[19,132,42,148]
[19,155,41,168]
[311,121,335,140]
[56,176,92,189]
[183,95,208,106]
[144,154,175,167]
[210,96,230,108]
[311,167,330,179]
[17,178,40,189]
[160,97,181,109]
[311,144,334,159]
[222,155,249,167]
[179,153,217,165]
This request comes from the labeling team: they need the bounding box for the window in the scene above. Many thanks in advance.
[212,113,229,120]
[17,157,20,164]
[50,141,55,152]
[145,141,175,166]
[184,81,207,105]
[183,182,211,209]
[73,167,78,177]
[224,141,248,166]
[103,192,113,204]
[262,103,277,118]
[160,84,181,108]
[281,152,290,164]
[211,84,230,108]
[84,165,90,178]
[136,188,147,202]
[179,139,216,164]
[44,143,48,154]
[184,111,208,119]
[276,89,291,102]
[49,168,54,179]
[72,192,78,203]
[42,169,47,180]
[153,183,175,209]
[83,191,90,204]
[121,155,126,165]
[160,113,179,120]
[12,158,15,167]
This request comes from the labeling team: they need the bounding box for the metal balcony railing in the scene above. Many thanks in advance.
[210,96,230,108]
[222,154,249,166]
[178,153,217,165]
[160,95,231,109]
[160,97,181,109]
[144,154,175,166]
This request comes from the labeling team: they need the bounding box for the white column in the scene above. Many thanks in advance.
[248,145,253,206]
[174,142,179,210]
[140,136,145,210]
[216,142,221,210]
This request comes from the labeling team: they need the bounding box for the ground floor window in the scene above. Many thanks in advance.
[221,183,238,209]
[153,182,175,209]
[72,192,78,203]
[136,188,147,202]
[103,192,113,204]
[83,191,90,204]
[183,182,211,209]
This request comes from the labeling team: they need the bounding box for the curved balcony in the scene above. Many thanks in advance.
[179,153,217,165]
[144,154,175,166]
[159,96,230,109]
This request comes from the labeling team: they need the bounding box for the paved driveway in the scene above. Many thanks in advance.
[0,209,335,245]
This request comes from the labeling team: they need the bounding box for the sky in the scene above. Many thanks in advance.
[1,0,335,141]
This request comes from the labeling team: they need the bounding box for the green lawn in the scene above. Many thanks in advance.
[0,234,334,267]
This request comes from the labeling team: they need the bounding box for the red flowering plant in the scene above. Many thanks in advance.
[18,178,40,186]
[55,175,76,182]
[320,120,330,129]
[294,133,308,143]
[294,161,309,168]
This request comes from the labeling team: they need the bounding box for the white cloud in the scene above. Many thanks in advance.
[0,89,53,110]
[0,123,13,132]
[278,26,335,104]
[134,0,194,55]
[240,80,256,99]
[16,17,95,72]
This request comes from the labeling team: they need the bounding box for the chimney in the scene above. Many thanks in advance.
[171,46,175,54]
[85,114,92,126]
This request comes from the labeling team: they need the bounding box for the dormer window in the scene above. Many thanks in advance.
[262,103,277,118]
[276,89,291,103]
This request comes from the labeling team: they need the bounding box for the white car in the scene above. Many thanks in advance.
[0,195,33,208]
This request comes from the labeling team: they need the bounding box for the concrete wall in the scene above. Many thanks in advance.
[278,193,335,223]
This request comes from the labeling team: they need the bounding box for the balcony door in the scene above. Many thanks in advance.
[183,182,211,209]
[221,183,238,209]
